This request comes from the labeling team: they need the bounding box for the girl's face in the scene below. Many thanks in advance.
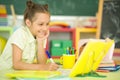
[26,13,50,38]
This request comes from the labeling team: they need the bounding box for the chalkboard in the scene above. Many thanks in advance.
[100,0,120,49]
[0,0,98,16]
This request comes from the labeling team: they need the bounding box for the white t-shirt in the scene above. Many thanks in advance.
[0,26,46,70]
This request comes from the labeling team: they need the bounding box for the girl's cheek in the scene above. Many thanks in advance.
[44,30,48,35]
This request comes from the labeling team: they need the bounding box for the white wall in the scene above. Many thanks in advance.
[7,15,96,29]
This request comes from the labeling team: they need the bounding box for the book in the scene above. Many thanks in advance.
[98,65,120,71]
[99,62,116,67]
[0,5,8,26]
[0,5,7,14]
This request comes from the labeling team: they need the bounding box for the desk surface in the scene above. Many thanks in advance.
[1,59,120,80]
[0,68,120,80]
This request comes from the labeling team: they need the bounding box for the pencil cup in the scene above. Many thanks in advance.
[60,54,75,69]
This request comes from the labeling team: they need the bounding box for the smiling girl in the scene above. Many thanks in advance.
[0,0,59,71]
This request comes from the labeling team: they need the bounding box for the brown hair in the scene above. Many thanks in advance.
[24,0,49,24]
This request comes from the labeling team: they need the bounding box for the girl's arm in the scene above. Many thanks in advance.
[12,44,58,70]
[36,30,49,64]
[37,40,47,64]
[36,30,59,70]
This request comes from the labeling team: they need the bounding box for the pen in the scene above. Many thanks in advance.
[46,51,55,63]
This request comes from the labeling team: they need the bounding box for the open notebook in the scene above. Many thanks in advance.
[69,39,114,77]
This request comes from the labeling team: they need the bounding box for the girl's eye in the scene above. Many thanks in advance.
[39,24,43,26]
[47,23,49,26]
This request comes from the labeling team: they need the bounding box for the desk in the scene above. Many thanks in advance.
[0,68,120,80]
[71,70,120,80]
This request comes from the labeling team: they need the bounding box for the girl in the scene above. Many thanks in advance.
[0,0,59,71]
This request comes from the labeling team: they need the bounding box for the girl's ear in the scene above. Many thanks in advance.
[25,19,31,27]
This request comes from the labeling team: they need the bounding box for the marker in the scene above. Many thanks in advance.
[46,51,55,63]
[66,47,70,55]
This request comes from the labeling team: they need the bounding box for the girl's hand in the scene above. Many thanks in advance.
[38,63,59,71]
[36,30,49,41]
[46,63,59,71]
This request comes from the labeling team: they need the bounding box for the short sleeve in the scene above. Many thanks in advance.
[11,29,26,50]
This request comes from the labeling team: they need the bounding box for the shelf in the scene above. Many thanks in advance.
[48,27,97,57]
[0,26,13,35]
[0,26,13,39]
[75,28,97,58]
[49,28,75,32]
[76,28,96,32]
[49,28,76,48]
[46,28,76,57]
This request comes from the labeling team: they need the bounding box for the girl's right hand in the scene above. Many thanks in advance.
[45,63,59,71]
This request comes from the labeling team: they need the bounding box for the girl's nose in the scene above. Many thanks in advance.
[43,25,49,30]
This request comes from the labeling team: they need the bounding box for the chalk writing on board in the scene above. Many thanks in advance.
[101,1,120,48]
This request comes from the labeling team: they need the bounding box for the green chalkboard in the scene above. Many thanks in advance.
[100,0,120,48]
[0,0,99,16]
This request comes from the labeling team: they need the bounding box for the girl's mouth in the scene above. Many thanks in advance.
[38,30,46,36]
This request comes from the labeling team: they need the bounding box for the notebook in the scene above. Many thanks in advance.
[69,39,114,77]
[6,70,61,78]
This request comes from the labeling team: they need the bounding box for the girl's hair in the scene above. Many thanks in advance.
[24,0,49,24]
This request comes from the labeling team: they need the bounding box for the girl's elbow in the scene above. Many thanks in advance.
[13,62,20,70]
